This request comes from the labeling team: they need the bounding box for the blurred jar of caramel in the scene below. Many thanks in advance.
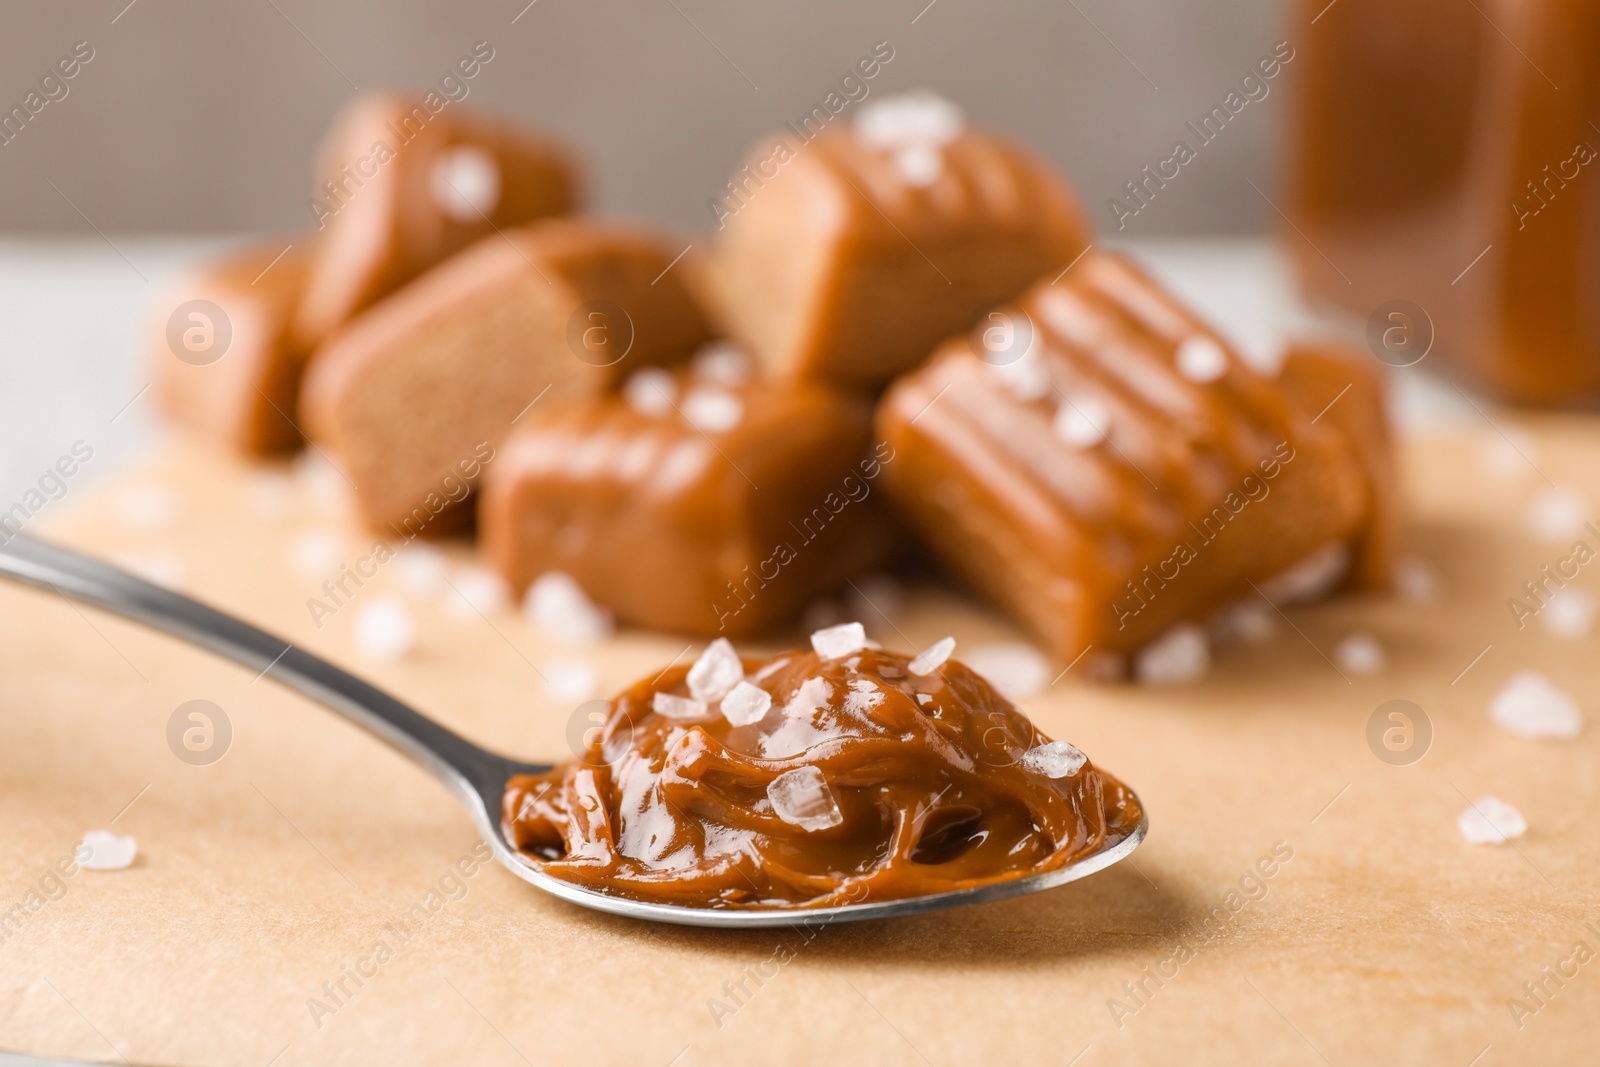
[1285,0,1600,405]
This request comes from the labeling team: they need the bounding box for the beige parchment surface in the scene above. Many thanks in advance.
[0,423,1597,1067]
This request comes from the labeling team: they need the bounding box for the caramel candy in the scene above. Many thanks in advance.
[504,639,1142,909]
[1285,0,1600,404]
[876,250,1380,660]
[293,93,579,348]
[705,92,1090,391]
[480,354,893,636]
[151,241,311,455]
[1276,341,1398,591]
[302,220,713,534]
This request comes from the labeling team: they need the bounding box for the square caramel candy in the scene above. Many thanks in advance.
[301,220,712,535]
[151,241,311,455]
[293,92,580,348]
[480,354,895,637]
[876,250,1379,659]
[1275,340,1398,591]
[705,92,1089,391]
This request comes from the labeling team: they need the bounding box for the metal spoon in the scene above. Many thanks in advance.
[0,533,1146,928]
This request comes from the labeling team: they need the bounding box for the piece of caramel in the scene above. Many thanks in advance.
[302,220,712,535]
[481,358,894,636]
[876,250,1378,659]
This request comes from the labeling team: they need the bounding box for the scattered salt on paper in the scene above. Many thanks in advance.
[1490,671,1583,740]
[354,597,415,661]
[447,566,511,619]
[1134,624,1210,686]
[79,830,137,871]
[1335,633,1386,676]
[964,642,1050,700]
[543,659,599,703]
[522,571,612,642]
[1457,796,1527,844]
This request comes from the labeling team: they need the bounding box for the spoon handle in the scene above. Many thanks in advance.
[0,533,534,813]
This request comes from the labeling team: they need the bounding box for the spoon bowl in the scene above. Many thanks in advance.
[0,534,1145,928]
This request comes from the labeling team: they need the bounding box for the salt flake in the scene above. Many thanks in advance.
[767,766,843,832]
[811,622,867,659]
[1134,624,1210,686]
[1020,740,1087,779]
[79,830,137,871]
[354,597,415,661]
[909,636,956,677]
[721,680,773,726]
[1175,336,1228,383]
[1457,796,1527,844]
[653,692,709,719]
[688,638,744,703]
[1490,671,1583,739]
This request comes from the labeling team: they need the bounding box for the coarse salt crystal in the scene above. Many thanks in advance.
[623,367,678,418]
[523,571,613,642]
[653,691,708,720]
[1175,336,1228,383]
[354,596,415,661]
[1394,557,1442,604]
[1259,542,1350,605]
[964,642,1050,700]
[692,342,754,386]
[894,143,944,186]
[289,529,342,576]
[543,659,600,703]
[294,449,354,515]
[446,566,511,619]
[1053,396,1111,448]
[909,636,956,677]
[429,145,501,222]
[1134,624,1211,686]
[1490,670,1583,739]
[394,544,448,598]
[688,638,744,703]
[79,830,137,871]
[1541,588,1595,639]
[811,621,867,659]
[855,90,965,149]
[1457,796,1527,844]
[989,350,1050,401]
[681,386,744,433]
[721,680,773,726]
[1335,632,1386,676]
[1212,601,1275,644]
[1020,739,1088,779]
[1528,487,1587,543]
[767,766,843,832]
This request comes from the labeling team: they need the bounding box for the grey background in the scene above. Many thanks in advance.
[0,0,1290,238]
